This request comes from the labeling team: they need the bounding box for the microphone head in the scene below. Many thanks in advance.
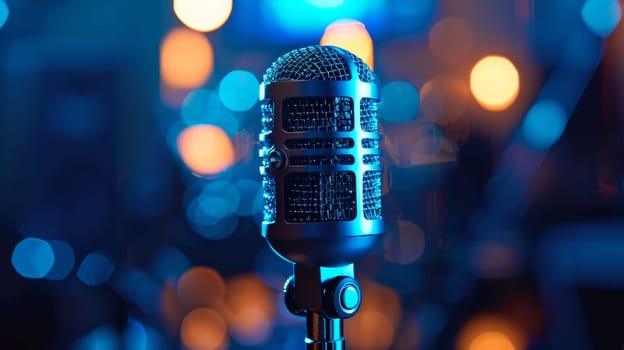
[259,45,383,266]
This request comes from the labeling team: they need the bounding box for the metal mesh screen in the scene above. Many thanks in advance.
[285,138,354,150]
[283,97,354,132]
[345,52,376,83]
[360,98,378,132]
[263,46,351,83]
[362,138,379,149]
[363,154,382,165]
[285,172,356,222]
[261,99,274,133]
[363,171,382,220]
[290,155,354,166]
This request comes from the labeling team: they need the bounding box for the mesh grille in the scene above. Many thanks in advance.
[285,138,354,150]
[285,172,356,222]
[283,97,354,132]
[362,138,380,149]
[363,171,382,220]
[261,99,274,133]
[360,98,378,132]
[262,174,276,224]
[363,154,382,165]
[290,155,354,166]
[263,46,351,83]
[345,52,376,83]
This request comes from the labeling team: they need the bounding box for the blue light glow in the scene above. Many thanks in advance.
[234,179,263,216]
[379,81,420,122]
[77,252,115,286]
[218,70,259,112]
[581,0,622,37]
[521,100,567,150]
[124,318,147,350]
[11,238,55,278]
[0,1,8,30]
[72,325,118,350]
[152,246,191,283]
[45,240,75,280]
[186,180,240,226]
[305,0,345,8]
[181,89,240,135]
[190,213,240,240]
[116,269,160,314]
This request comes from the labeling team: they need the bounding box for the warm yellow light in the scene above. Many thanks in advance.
[180,308,227,350]
[320,19,374,69]
[470,55,519,111]
[177,125,235,175]
[173,0,233,32]
[161,27,214,89]
[469,332,516,350]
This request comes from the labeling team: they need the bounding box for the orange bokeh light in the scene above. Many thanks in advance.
[180,308,227,350]
[177,266,227,313]
[470,332,516,350]
[161,27,214,89]
[470,55,520,111]
[225,274,274,345]
[457,314,526,350]
[320,19,374,69]
[177,125,235,176]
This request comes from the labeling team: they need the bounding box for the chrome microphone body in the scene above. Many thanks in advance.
[259,45,383,349]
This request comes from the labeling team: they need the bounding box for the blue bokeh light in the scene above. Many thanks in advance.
[124,318,147,350]
[116,269,160,315]
[11,238,55,279]
[186,180,241,226]
[0,1,8,30]
[305,0,345,8]
[45,240,75,280]
[521,100,568,150]
[219,70,259,112]
[379,81,420,122]
[152,246,191,283]
[72,325,118,350]
[581,0,622,37]
[181,89,240,135]
[76,252,115,286]
[234,179,263,216]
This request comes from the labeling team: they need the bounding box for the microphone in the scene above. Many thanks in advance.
[259,45,383,349]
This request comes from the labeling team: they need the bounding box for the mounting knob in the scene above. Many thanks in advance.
[283,275,306,316]
[323,276,361,319]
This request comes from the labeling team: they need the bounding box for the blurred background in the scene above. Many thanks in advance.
[1,0,623,349]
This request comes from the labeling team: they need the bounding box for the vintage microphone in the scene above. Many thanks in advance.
[258,45,384,349]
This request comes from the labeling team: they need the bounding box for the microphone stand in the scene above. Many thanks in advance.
[284,264,362,350]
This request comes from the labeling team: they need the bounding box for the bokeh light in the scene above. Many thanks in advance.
[218,70,259,112]
[457,314,526,350]
[173,0,233,32]
[73,325,118,350]
[581,0,622,38]
[320,19,374,69]
[153,246,192,283]
[180,308,227,350]
[177,267,227,314]
[181,89,240,135]
[11,237,55,279]
[473,241,515,278]
[470,332,516,350]
[521,100,567,150]
[0,1,8,29]
[306,0,346,7]
[117,269,162,315]
[428,17,475,64]
[384,220,426,264]
[177,125,235,176]
[378,81,419,122]
[225,274,274,346]
[45,240,75,280]
[124,318,147,350]
[470,55,520,111]
[161,27,214,89]
[76,252,115,286]
[234,179,263,216]
[185,180,241,240]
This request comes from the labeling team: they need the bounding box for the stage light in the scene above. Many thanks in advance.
[378,81,419,122]
[181,89,240,136]
[77,252,114,286]
[180,308,227,350]
[469,332,515,350]
[160,28,214,89]
[177,267,226,312]
[218,70,259,112]
[173,0,232,32]
[11,238,55,279]
[176,125,235,175]
[521,100,567,150]
[45,240,75,280]
[226,274,275,346]
[321,19,374,68]
[581,0,621,38]
[470,55,519,111]
[0,1,8,29]
[428,17,475,64]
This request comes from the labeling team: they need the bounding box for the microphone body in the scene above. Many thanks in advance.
[259,45,384,349]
